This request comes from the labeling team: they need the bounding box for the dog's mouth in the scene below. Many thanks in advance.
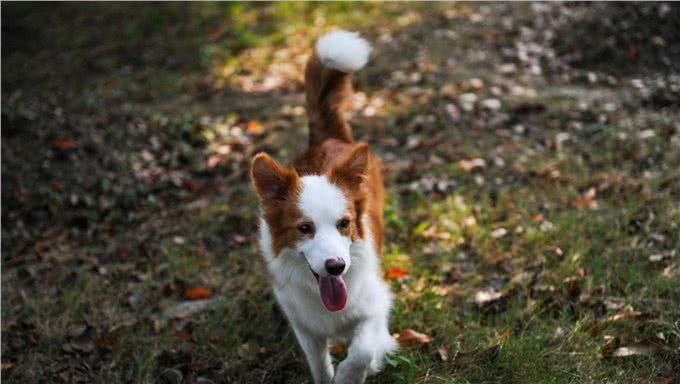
[305,260,347,312]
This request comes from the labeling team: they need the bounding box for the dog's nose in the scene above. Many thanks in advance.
[325,259,345,276]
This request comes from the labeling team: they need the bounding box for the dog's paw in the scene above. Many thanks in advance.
[333,361,368,384]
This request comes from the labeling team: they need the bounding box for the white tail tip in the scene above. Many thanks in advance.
[316,30,372,73]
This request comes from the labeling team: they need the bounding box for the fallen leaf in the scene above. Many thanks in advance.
[206,155,224,169]
[607,311,642,321]
[181,179,202,191]
[246,120,264,135]
[52,138,76,149]
[611,344,655,357]
[474,289,503,305]
[574,187,598,209]
[394,328,432,348]
[329,342,345,354]
[459,158,486,172]
[185,287,212,300]
[95,335,117,348]
[662,264,675,277]
[532,213,544,223]
[386,266,409,279]
[649,250,675,262]
[173,331,192,341]
[437,345,449,361]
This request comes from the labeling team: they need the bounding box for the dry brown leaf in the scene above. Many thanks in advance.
[173,331,192,341]
[394,328,432,348]
[574,187,598,209]
[329,342,345,354]
[181,179,202,191]
[52,138,76,150]
[607,311,642,321]
[185,287,212,300]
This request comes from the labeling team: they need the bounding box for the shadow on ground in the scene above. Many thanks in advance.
[2,3,679,384]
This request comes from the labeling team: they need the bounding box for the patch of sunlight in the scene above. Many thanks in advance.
[395,10,423,27]
[413,194,480,249]
[205,3,428,94]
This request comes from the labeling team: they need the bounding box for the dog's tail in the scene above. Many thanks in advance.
[305,30,371,147]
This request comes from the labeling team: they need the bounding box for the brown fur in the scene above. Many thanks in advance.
[305,51,354,147]
[252,42,385,256]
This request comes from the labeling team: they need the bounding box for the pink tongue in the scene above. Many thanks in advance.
[318,276,347,311]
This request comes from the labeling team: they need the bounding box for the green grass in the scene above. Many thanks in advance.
[2,3,680,384]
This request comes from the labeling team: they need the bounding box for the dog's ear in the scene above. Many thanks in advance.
[329,142,369,190]
[251,153,299,202]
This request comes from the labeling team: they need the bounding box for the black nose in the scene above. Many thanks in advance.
[325,259,345,276]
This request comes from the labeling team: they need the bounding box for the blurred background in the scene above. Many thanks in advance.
[2,3,679,383]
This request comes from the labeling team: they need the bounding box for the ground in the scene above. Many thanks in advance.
[2,3,680,384]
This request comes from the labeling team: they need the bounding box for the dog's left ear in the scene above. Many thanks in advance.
[329,142,369,190]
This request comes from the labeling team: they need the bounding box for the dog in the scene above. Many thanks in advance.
[251,30,397,384]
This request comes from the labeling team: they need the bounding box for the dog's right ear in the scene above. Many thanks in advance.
[251,153,299,203]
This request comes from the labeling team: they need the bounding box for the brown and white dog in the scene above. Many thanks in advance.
[251,31,397,384]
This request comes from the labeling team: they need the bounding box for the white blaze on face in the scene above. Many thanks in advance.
[297,175,351,276]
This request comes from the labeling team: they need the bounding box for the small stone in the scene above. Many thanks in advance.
[587,72,597,83]
[491,228,508,238]
[480,98,501,110]
[499,63,517,74]
[458,93,477,112]
[445,103,460,121]
[638,129,656,140]
[469,78,484,90]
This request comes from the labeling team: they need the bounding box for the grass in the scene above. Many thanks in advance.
[2,2,679,384]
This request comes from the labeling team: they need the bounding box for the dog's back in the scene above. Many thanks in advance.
[293,31,385,252]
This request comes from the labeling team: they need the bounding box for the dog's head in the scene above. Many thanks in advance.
[251,143,369,311]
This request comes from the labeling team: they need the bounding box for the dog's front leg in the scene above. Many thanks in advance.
[334,320,385,384]
[292,326,334,384]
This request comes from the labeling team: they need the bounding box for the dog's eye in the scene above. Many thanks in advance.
[338,218,350,229]
[298,223,313,234]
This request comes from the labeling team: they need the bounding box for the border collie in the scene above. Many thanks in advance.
[251,30,397,384]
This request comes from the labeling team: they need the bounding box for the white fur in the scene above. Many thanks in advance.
[316,30,372,73]
[258,175,397,384]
